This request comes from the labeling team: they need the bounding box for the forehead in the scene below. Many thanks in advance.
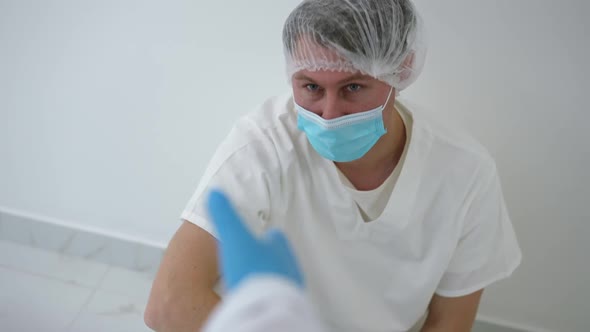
[292,70,376,85]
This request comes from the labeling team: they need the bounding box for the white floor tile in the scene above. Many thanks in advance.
[0,266,94,332]
[68,290,151,332]
[0,240,110,287]
[97,266,154,304]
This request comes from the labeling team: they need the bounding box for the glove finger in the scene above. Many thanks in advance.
[206,189,255,247]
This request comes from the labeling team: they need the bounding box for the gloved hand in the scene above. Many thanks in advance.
[206,189,305,292]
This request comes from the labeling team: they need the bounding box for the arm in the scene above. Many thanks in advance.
[422,162,520,331]
[144,220,221,332]
[421,289,483,332]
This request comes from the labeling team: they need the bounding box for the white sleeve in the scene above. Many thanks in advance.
[180,121,280,240]
[436,162,522,297]
[202,276,328,332]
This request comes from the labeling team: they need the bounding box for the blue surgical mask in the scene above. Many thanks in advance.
[295,88,393,162]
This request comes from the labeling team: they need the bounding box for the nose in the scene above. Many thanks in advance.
[321,91,345,120]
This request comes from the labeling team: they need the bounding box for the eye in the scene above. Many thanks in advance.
[305,84,320,92]
[347,83,362,92]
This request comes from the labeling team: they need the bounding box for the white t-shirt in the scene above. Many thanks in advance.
[338,103,413,223]
[181,94,522,332]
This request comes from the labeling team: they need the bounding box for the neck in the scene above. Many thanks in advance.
[335,104,406,190]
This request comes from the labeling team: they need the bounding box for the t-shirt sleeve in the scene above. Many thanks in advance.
[435,161,522,297]
[180,124,279,240]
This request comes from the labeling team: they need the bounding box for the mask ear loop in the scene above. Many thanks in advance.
[383,86,395,107]
[382,87,396,133]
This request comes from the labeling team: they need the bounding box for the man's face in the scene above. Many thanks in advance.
[291,69,393,120]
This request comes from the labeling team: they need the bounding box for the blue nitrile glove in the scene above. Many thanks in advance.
[206,189,304,292]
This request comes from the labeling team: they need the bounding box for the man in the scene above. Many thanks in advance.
[145,1,522,331]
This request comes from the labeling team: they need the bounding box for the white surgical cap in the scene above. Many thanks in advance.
[282,0,427,92]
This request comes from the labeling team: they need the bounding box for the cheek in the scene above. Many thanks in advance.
[291,83,310,100]
[291,87,321,111]
[291,89,310,109]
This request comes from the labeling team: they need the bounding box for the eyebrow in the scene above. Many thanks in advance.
[293,73,371,85]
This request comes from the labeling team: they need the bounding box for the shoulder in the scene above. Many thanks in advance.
[232,92,297,141]
[396,98,499,199]
[399,98,496,170]
[206,92,301,178]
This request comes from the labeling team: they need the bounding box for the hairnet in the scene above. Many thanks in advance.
[282,0,427,92]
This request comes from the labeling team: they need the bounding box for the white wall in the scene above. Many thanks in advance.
[1,0,588,330]
[407,1,589,331]
[0,0,299,245]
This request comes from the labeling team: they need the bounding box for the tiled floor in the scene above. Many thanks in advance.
[0,239,520,332]
[0,240,153,332]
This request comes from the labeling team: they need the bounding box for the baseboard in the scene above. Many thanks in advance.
[0,206,165,277]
